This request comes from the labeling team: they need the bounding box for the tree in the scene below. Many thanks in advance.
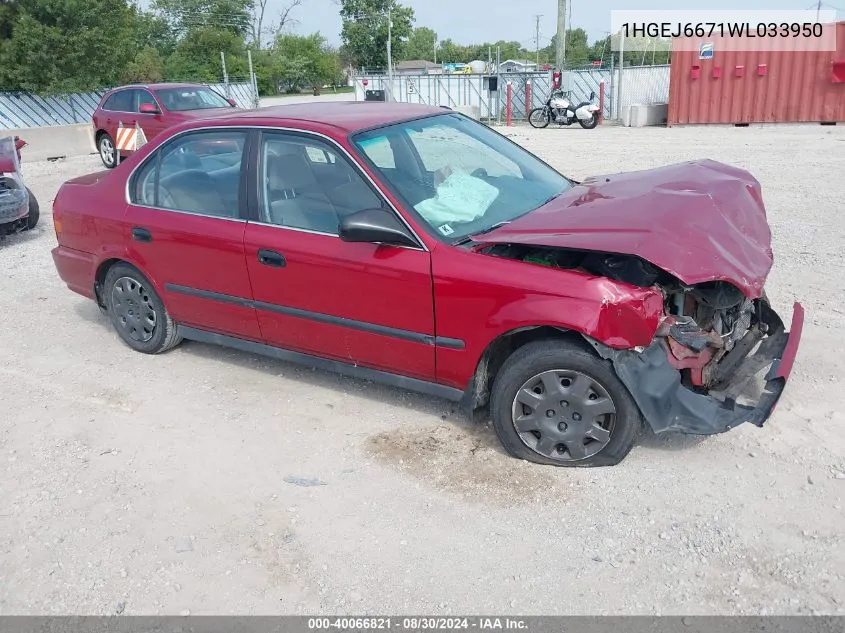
[339,0,414,70]
[250,0,302,49]
[152,0,253,38]
[403,26,436,62]
[269,32,341,92]
[0,0,142,94]
[163,25,248,82]
[122,46,166,83]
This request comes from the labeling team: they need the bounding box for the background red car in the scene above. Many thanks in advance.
[92,83,238,168]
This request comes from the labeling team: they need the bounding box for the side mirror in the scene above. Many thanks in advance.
[339,208,419,248]
[226,98,238,107]
[590,91,596,100]
[139,103,160,114]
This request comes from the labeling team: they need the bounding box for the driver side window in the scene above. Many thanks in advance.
[259,133,383,235]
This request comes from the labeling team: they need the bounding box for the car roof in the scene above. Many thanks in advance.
[200,101,448,134]
[105,82,211,94]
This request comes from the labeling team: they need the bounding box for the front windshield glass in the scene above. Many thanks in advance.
[351,113,572,241]
[156,87,231,112]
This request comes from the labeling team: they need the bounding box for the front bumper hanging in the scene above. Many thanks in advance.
[590,301,805,435]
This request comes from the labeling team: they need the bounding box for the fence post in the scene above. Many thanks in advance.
[220,51,231,99]
[247,49,259,108]
[525,79,531,120]
[598,79,605,124]
[506,81,512,127]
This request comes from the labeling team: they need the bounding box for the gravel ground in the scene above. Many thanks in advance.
[1,122,843,616]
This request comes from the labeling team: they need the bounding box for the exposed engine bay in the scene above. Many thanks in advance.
[479,243,783,407]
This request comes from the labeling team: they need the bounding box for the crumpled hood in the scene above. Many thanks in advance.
[475,159,774,298]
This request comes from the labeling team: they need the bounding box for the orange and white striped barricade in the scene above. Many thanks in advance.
[114,122,148,165]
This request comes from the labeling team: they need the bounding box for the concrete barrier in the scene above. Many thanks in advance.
[622,103,668,127]
[3,123,97,163]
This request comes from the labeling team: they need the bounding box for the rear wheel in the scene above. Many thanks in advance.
[528,107,551,129]
[579,113,599,129]
[98,133,117,168]
[490,340,641,467]
[103,263,181,354]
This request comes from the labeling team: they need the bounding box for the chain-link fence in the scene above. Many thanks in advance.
[352,64,670,127]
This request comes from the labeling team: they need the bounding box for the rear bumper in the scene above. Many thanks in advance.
[51,245,97,300]
[591,301,804,435]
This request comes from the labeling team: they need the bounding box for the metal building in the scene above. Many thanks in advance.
[668,20,845,125]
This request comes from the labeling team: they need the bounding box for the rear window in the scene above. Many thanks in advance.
[103,90,132,112]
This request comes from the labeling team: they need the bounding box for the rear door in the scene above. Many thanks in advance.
[125,128,261,339]
[242,130,436,381]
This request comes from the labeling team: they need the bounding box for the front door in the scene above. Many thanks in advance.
[243,130,436,382]
[124,128,261,340]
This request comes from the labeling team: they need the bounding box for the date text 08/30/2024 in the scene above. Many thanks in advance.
[308,618,528,630]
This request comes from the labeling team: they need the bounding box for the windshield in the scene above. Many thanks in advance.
[156,87,231,112]
[351,113,572,242]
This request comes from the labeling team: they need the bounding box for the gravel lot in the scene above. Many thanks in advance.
[1,121,843,616]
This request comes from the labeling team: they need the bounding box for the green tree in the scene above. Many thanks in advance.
[403,26,437,61]
[339,0,414,70]
[269,32,341,92]
[122,46,166,83]
[152,0,254,38]
[163,26,248,82]
[0,0,142,93]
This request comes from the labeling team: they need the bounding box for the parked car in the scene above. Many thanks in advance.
[52,102,803,467]
[0,135,39,236]
[92,83,238,168]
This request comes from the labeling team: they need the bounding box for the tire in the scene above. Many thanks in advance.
[103,263,182,354]
[579,113,599,129]
[98,133,117,169]
[489,339,641,467]
[25,187,39,229]
[528,107,551,129]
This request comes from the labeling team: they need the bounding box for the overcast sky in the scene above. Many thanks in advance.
[274,0,843,48]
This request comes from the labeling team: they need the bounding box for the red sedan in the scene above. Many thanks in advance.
[92,83,238,169]
[52,102,803,467]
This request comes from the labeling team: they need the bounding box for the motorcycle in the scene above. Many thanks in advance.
[0,136,39,237]
[528,90,600,129]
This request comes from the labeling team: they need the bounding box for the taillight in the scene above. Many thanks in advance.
[53,216,63,241]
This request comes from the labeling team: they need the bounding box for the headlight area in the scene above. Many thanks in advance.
[585,283,805,435]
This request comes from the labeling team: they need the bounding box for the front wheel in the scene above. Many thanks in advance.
[579,112,600,129]
[528,107,551,129]
[489,340,641,467]
[103,263,182,354]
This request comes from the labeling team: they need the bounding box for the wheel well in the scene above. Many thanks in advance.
[94,258,122,308]
[95,129,108,144]
[467,327,594,411]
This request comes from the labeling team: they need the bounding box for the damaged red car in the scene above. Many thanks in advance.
[50,102,804,467]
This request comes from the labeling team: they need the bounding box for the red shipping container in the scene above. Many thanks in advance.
[668,20,845,125]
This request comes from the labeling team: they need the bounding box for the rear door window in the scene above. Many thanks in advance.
[104,90,133,112]
[131,130,247,218]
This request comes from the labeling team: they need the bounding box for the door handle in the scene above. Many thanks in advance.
[132,227,152,242]
[257,249,286,267]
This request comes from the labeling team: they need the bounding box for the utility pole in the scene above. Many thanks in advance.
[555,0,566,69]
[386,6,393,101]
[534,14,543,65]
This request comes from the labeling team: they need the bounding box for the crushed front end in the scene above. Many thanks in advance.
[590,280,804,435]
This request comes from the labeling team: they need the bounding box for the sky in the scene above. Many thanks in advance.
[274,0,844,48]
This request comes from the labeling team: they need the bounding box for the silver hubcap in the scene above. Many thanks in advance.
[511,369,616,462]
[101,138,114,164]
[111,276,157,342]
